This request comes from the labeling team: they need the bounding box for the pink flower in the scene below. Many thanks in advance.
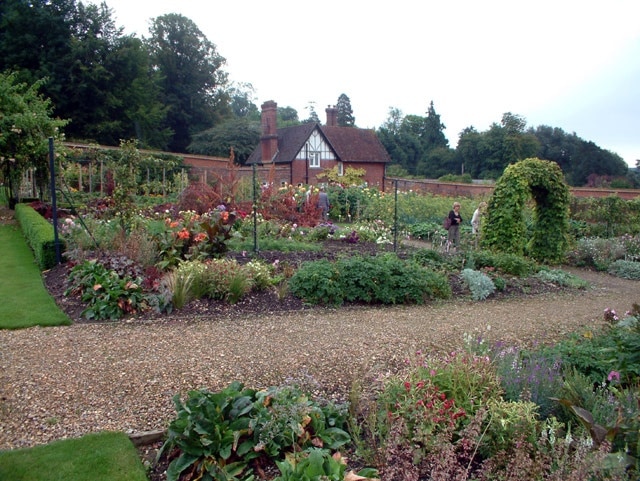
[607,371,620,382]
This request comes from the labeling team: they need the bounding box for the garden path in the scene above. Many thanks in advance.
[0,262,637,450]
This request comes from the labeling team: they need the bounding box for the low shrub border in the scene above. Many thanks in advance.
[14,203,64,270]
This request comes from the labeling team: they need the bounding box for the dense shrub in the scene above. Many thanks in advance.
[608,259,640,279]
[15,203,64,269]
[566,236,627,270]
[288,254,451,306]
[467,250,537,277]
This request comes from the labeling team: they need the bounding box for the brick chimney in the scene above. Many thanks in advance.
[325,105,338,127]
[260,100,278,162]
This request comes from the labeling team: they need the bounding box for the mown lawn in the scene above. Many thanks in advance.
[0,431,148,481]
[0,224,70,329]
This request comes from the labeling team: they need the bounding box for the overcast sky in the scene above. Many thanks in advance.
[91,0,640,167]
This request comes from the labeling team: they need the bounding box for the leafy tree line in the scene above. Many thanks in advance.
[0,0,239,154]
[2,1,635,189]
[0,0,359,166]
[378,104,638,187]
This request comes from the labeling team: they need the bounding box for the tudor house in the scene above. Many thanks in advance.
[246,100,391,187]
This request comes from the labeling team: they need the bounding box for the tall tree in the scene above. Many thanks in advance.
[227,82,259,120]
[530,125,628,186]
[377,108,423,175]
[277,106,300,127]
[455,127,483,178]
[0,72,68,205]
[146,14,228,152]
[187,118,260,165]
[422,100,448,150]
[336,93,355,127]
[0,0,75,108]
[302,101,320,123]
[0,0,169,148]
[500,112,539,165]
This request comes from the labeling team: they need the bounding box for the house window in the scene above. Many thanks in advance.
[337,162,344,176]
[309,152,320,168]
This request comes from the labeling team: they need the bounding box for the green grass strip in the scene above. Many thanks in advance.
[0,431,148,481]
[0,224,70,329]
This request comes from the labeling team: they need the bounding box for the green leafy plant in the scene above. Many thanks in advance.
[251,385,351,459]
[534,268,590,288]
[608,259,640,279]
[460,268,496,300]
[288,254,451,306]
[273,448,347,481]
[65,259,150,320]
[203,259,253,302]
[287,259,343,306]
[468,250,537,277]
[159,382,355,481]
[159,382,259,481]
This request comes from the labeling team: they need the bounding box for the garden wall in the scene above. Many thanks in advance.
[385,177,640,200]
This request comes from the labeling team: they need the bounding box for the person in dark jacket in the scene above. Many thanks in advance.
[447,201,463,251]
[317,187,330,220]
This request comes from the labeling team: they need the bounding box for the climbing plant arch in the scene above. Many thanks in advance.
[481,158,570,263]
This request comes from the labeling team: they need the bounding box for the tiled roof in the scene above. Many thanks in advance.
[322,126,391,163]
[247,123,391,164]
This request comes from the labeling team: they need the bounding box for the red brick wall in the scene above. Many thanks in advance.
[385,177,640,200]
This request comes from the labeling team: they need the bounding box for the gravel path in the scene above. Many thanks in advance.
[0,267,637,450]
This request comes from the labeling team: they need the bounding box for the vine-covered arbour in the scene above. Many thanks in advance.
[481,158,570,264]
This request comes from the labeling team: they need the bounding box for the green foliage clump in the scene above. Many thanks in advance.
[460,268,496,300]
[65,259,151,320]
[467,250,536,277]
[482,158,570,264]
[369,350,503,461]
[408,221,443,241]
[566,236,627,270]
[159,381,352,481]
[534,268,589,288]
[288,254,451,306]
[411,248,446,270]
[14,204,64,270]
[570,196,640,238]
[481,399,540,458]
[160,258,262,308]
[438,173,473,183]
[287,259,342,306]
[608,260,640,280]
[273,448,348,480]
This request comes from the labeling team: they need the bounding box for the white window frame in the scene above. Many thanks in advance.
[309,151,320,168]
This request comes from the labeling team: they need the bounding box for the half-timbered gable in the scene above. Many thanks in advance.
[247,100,391,187]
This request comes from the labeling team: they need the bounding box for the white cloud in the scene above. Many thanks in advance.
[93,0,640,166]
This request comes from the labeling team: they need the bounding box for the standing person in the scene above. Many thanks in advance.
[447,202,463,251]
[317,186,330,221]
[471,202,487,235]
